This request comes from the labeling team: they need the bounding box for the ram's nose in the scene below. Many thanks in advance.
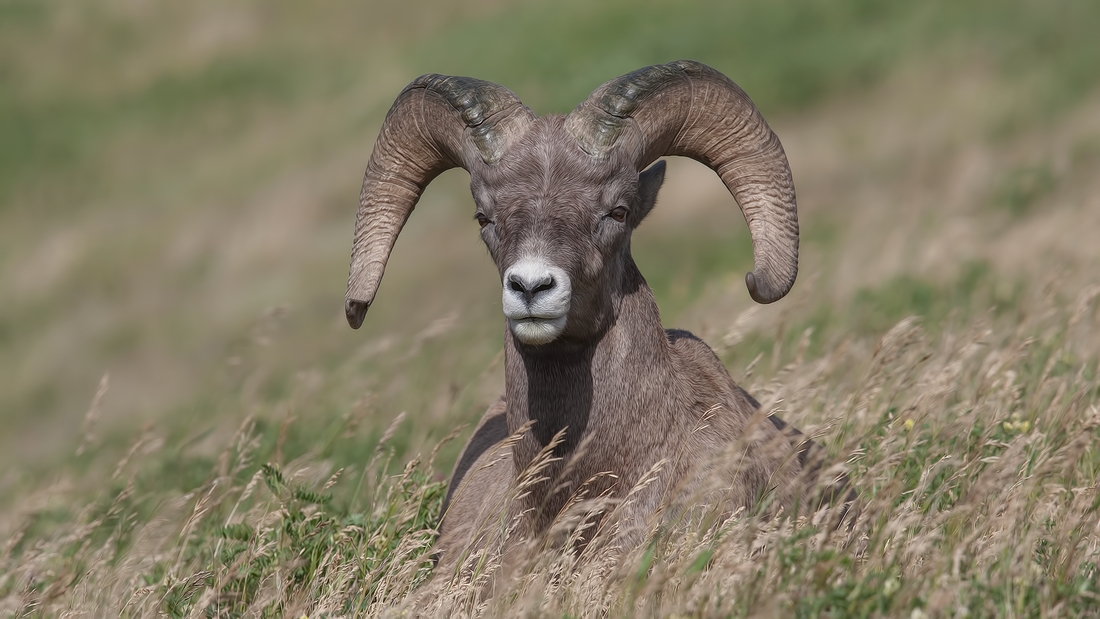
[507,270,557,305]
[501,259,572,322]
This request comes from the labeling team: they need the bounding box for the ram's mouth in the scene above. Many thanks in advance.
[511,314,560,323]
[507,314,568,345]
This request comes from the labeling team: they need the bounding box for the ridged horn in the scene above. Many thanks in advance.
[346,75,535,328]
[565,60,799,304]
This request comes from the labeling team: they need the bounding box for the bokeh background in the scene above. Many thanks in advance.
[2,0,1099,534]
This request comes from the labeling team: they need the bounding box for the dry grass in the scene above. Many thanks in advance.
[1,280,1098,617]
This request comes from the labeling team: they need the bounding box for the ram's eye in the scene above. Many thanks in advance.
[475,213,492,229]
[608,206,629,223]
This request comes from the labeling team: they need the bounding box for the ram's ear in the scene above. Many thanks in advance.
[634,160,666,226]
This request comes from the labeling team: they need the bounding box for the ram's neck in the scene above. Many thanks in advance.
[503,264,675,474]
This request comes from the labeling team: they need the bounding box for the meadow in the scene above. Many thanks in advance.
[1,0,1099,616]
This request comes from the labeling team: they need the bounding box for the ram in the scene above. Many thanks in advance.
[345,60,848,582]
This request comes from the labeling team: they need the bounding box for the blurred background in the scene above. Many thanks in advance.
[2,0,1098,495]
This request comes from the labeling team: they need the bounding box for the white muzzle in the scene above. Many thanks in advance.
[501,258,571,345]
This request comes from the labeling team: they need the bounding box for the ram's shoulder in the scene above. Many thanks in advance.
[664,329,732,389]
[665,329,722,366]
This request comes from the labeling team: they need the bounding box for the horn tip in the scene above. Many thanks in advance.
[346,299,370,329]
[745,271,790,305]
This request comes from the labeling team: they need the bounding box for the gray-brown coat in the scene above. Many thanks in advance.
[343,61,848,585]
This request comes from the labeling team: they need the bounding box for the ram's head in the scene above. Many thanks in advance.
[345,61,799,346]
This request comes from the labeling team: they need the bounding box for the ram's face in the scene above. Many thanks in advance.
[468,119,664,346]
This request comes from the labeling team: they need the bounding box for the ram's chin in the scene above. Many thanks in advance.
[508,316,567,345]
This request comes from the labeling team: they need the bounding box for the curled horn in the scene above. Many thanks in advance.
[565,60,799,304]
[346,75,535,328]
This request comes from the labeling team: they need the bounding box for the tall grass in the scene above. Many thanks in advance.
[2,279,1097,617]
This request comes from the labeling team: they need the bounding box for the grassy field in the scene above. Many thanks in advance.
[1,0,1099,616]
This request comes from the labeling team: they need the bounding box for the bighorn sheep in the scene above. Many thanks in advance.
[345,60,847,582]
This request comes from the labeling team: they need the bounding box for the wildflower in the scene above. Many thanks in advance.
[1002,412,1031,434]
